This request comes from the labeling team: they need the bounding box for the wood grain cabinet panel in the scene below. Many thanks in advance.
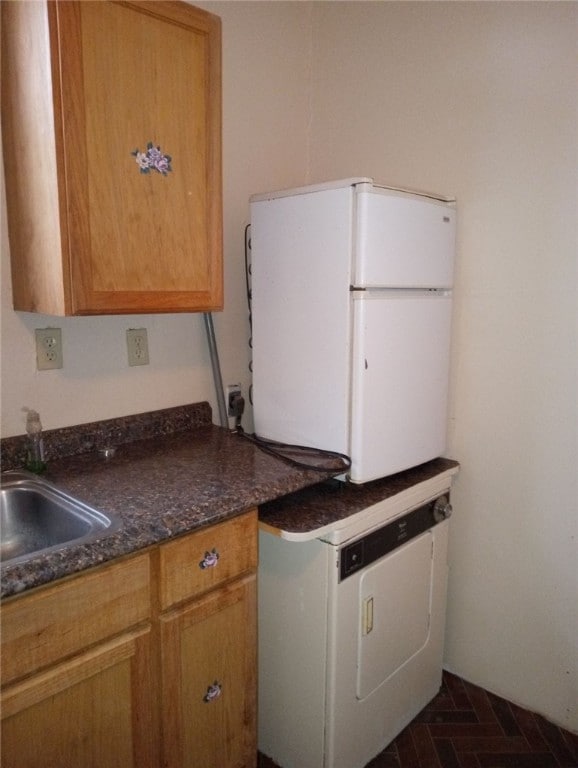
[1,553,151,687]
[0,511,258,768]
[160,575,257,768]
[159,510,258,768]
[159,510,258,609]
[1,628,156,768]
[0,555,157,767]
[1,0,222,315]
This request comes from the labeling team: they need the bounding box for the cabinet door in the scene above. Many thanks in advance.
[1,627,158,768]
[60,1,222,314]
[1,0,222,315]
[161,575,257,768]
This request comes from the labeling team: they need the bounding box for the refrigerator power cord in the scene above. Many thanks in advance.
[236,426,352,474]
[228,376,350,473]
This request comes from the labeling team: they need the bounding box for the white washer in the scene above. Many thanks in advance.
[258,470,456,768]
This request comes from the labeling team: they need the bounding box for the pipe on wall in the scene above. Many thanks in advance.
[203,313,228,429]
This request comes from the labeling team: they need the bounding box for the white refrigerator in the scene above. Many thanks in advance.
[250,178,456,484]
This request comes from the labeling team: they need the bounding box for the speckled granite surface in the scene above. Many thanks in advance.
[0,404,345,598]
[1,403,459,599]
[1,402,213,470]
[259,457,459,535]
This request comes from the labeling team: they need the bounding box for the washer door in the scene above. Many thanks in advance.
[357,531,433,700]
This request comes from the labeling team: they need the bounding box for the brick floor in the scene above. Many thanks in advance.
[258,671,578,768]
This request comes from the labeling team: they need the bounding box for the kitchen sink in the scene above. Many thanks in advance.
[0,471,119,567]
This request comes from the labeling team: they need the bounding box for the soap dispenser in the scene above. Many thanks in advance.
[25,409,46,474]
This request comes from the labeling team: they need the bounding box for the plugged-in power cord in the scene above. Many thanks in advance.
[238,429,352,474]
[229,390,351,474]
[228,389,246,432]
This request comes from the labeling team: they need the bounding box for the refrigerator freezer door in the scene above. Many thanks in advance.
[354,188,456,288]
[350,290,453,483]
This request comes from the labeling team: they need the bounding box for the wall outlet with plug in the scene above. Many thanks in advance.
[226,384,242,416]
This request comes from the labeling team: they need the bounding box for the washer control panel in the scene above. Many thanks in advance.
[339,493,451,581]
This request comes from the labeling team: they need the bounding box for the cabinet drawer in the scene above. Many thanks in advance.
[1,553,150,687]
[159,510,258,610]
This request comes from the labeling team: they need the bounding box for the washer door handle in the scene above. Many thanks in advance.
[362,596,374,635]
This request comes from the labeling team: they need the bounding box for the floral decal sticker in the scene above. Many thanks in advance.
[131,142,172,175]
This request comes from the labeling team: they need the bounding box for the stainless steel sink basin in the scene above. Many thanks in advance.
[1,471,118,567]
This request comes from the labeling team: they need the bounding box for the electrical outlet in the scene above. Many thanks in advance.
[126,328,149,366]
[226,384,242,416]
[35,328,63,370]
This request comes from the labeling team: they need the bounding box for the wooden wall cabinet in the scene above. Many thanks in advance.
[1,1,222,315]
[0,510,257,768]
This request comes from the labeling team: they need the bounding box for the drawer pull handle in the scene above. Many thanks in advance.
[199,548,220,570]
[203,681,222,703]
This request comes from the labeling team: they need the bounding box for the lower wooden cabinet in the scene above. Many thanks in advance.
[1,627,156,768]
[159,510,258,768]
[0,510,258,768]
[161,576,257,767]
[1,552,155,767]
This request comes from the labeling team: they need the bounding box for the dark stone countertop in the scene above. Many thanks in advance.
[1,400,460,599]
[1,423,342,599]
[259,457,460,540]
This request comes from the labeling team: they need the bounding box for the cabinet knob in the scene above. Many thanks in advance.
[203,681,222,703]
[199,548,220,570]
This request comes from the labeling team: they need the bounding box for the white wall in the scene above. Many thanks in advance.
[307,1,577,731]
[2,0,576,734]
[1,1,312,436]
